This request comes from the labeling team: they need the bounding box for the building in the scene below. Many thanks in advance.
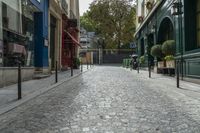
[49,0,62,71]
[80,28,94,49]
[135,0,200,82]
[0,0,48,86]
[79,27,96,64]
[61,0,81,70]
[0,0,81,86]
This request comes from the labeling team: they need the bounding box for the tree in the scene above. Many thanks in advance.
[86,0,136,50]
[80,11,96,32]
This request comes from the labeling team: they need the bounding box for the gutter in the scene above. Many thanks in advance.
[134,0,163,37]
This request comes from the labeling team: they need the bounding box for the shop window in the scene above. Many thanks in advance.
[184,0,196,51]
[197,0,200,48]
[1,0,39,67]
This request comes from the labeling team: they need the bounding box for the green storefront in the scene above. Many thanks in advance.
[135,0,200,81]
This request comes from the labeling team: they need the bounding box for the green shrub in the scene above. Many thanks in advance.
[73,58,80,69]
[162,40,176,56]
[151,44,162,58]
[139,56,145,64]
[164,55,175,61]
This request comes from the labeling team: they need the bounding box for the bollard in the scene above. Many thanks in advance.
[149,62,151,78]
[177,60,180,88]
[71,66,73,77]
[55,61,58,83]
[87,61,89,69]
[18,62,22,100]
[81,62,83,72]
[137,62,140,74]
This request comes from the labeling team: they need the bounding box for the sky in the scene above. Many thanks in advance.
[79,0,93,16]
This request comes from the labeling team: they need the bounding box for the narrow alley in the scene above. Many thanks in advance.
[0,66,200,133]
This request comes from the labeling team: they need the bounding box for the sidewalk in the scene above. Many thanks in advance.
[0,65,90,110]
[125,67,200,94]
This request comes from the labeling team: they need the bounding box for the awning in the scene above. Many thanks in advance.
[66,31,81,48]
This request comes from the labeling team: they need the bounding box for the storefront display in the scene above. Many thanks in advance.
[1,0,39,67]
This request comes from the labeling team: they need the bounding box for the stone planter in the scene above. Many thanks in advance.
[158,61,165,68]
[166,60,175,68]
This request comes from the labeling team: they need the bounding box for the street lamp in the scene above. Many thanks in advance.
[171,1,183,16]
[171,0,183,88]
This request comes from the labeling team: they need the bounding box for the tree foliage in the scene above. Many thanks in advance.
[80,11,96,32]
[81,0,136,49]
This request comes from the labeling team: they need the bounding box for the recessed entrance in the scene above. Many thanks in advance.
[50,15,57,70]
[158,17,174,44]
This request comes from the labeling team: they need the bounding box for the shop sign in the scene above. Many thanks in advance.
[130,42,136,49]
[62,0,68,15]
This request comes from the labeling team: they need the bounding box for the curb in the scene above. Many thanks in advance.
[0,69,90,116]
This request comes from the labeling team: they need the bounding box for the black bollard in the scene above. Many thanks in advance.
[137,63,140,74]
[55,61,58,83]
[71,66,73,77]
[177,60,180,88]
[81,60,83,72]
[18,62,22,100]
[87,61,89,70]
[149,63,151,78]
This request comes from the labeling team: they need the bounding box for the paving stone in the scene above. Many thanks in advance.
[0,66,199,132]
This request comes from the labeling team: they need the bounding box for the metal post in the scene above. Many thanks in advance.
[18,62,22,100]
[99,47,101,65]
[137,62,140,74]
[81,58,83,72]
[177,60,180,88]
[179,10,184,80]
[90,52,92,68]
[87,57,89,70]
[149,62,151,78]
[55,61,58,83]
[71,65,73,76]
[71,52,73,77]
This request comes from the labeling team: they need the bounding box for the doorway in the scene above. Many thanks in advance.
[50,15,57,70]
[158,17,174,44]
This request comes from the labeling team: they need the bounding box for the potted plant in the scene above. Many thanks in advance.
[162,40,176,68]
[150,44,164,68]
[73,58,80,69]
[146,1,153,10]
[139,56,145,66]
[164,55,175,68]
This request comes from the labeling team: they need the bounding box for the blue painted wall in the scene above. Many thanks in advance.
[31,0,49,67]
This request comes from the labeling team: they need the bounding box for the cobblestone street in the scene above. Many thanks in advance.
[0,66,200,133]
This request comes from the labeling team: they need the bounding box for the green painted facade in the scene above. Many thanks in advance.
[135,0,200,79]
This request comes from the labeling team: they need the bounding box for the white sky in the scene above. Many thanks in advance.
[79,0,94,16]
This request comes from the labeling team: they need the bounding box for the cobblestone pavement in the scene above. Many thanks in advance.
[0,66,88,108]
[0,66,200,133]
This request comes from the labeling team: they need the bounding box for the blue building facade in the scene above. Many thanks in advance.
[31,0,49,68]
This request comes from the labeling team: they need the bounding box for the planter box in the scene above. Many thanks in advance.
[166,60,175,68]
[158,61,165,68]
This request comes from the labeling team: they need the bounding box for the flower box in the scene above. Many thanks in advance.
[166,60,175,68]
[158,61,165,68]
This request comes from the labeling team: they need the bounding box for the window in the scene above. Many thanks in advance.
[196,0,200,48]
[1,0,39,67]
